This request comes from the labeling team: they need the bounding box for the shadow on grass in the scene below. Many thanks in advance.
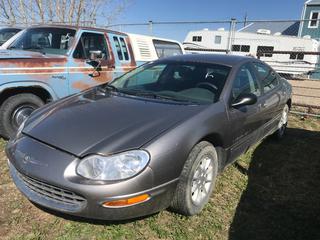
[229,127,320,240]
[33,202,159,225]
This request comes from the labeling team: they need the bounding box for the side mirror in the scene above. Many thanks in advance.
[89,50,103,61]
[231,93,257,108]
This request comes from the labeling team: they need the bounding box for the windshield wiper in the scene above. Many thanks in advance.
[119,89,194,103]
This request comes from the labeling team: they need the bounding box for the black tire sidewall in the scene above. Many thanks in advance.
[171,141,218,216]
[185,144,218,215]
[0,94,44,139]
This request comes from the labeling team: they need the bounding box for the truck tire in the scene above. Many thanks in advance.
[0,94,44,139]
[170,141,218,216]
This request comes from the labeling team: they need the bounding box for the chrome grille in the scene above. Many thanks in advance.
[18,172,86,205]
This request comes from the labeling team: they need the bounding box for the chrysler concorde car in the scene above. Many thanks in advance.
[6,54,292,220]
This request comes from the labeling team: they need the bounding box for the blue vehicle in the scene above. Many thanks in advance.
[0,25,184,138]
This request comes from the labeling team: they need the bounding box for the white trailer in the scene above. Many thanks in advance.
[183,28,320,76]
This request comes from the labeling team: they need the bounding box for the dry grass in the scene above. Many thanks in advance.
[0,115,319,240]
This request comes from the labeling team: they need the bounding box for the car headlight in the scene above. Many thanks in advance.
[76,150,150,181]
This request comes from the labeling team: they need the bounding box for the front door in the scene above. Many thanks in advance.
[252,62,282,137]
[68,31,116,94]
[227,63,263,162]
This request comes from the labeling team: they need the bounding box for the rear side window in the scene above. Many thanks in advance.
[113,36,130,61]
[253,62,279,93]
[153,40,183,58]
[232,64,261,100]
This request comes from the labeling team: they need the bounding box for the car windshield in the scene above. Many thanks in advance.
[8,27,76,55]
[110,61,231,104]
[0,28,21,46]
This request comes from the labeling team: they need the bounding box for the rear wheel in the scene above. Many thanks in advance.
[170,141,218,216]
[0,94,44,139]
[274,104,289,140]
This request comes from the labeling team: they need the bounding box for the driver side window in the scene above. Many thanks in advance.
[73,32,109,59]
[232,64,261,100]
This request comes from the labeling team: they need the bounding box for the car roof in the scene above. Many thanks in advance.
[158,54,256,67]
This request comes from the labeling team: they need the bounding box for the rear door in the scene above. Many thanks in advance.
[68,30,116,94]
[252,62,282,137]
[227,63,263,163]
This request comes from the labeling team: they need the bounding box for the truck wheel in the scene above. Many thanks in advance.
[0,94,44,139]
[170,141,218,216]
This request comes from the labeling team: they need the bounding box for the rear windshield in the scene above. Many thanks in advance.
[9,27,76,55]
[153,40,183,58]
[111,61,231,104]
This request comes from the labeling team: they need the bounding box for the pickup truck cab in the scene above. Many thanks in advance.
[0,25,184,138]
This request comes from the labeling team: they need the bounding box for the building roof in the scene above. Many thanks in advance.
[306,0,320,5]
[238,21,300,36]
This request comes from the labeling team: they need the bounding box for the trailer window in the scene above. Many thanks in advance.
[192,36,202,42]
[232,45,240,52]
[290,52,304,60]
[214,35,222,44]
[309,11,319,28]
[257,46,274,58]
[232,45,250,52]
[153,40,183,58]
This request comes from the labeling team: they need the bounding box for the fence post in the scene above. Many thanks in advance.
[227,18,236,54]
[148,20,153,36]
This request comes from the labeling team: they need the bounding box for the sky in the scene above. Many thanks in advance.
[109,0,307,41]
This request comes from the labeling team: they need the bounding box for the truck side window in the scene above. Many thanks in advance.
[113,36,130,61]
[73,32,108,59]
[153,40,183,58]
[119,37,129,60]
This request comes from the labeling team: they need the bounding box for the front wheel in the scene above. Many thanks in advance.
[170,141,218,216]
[0,94,44,139]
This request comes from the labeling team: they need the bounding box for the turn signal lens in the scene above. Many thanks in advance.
[103,194,150,208]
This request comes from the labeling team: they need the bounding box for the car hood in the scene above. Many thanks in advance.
[23,88,206,157]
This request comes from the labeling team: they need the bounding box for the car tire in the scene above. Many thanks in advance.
[0,94,44,139]
[273,104,289,140]
[170,141,218,216]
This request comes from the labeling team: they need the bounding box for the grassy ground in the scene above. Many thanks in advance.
[0,115,319,240]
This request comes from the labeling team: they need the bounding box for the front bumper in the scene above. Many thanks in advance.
[6,136,178,220]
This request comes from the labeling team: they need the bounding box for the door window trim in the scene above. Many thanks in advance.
[71,30,110,60]
[228,62,262,109]
[252,61,281,96]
